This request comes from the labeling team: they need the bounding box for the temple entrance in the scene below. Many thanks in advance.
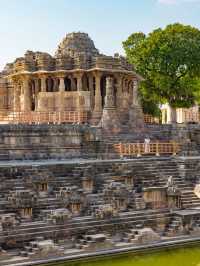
[21,207,32,219]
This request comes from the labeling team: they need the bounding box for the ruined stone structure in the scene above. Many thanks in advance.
[0,32,143,132]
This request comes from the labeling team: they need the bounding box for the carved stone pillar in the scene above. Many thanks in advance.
[76,73,83,91]
[98,77,121,133]
[128,78,144,130]
[116,74,123,108]
[34,79,40,94]
[59,77,65,92]
[23,77,31,111]
[132,79,140,106]
[94,73,102,112]
[90,72,102,125]
[122,79,125,93]
[13,83,21,112]
[41,77,46,92]
[104,77,115,108]
[89,75,94,109]
[58,77,65,112]
[34,79,40,111]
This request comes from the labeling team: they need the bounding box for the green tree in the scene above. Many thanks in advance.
[123,23,200,118]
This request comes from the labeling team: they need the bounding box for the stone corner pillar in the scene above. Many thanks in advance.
[76,72,83,91]
[115,74,123,109]
[104,76,115,109]
[98,76,121,133]
[22,76,31,112]
[58,76,65,112]
[59,76,65,92]
[40,76,47,92]
[88,74,94,109]
[128,78,144,131]
[90,72,103,125]
[13,80,21,112]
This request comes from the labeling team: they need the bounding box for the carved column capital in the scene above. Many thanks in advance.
[39,76,46,92]
[75,71,84,78]
[132,78,140,106]
[93,71,102,80]
[22,75,31,111]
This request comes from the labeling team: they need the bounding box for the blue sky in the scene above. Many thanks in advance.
[0,0,200,71]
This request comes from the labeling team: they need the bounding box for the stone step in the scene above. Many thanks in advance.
[1,210,170,238]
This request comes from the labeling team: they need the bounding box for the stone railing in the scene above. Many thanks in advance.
[0,111,89,124]
[144,114,160,124]
[113,142,180,157]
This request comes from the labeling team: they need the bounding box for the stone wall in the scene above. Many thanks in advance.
[0,124,98,160]
[37,91,91,112]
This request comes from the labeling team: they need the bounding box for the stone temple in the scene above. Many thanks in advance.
[1,33,200,266]
[0,32,143,132]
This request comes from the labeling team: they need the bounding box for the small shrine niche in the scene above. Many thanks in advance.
[20,207,33,219]
[48,208,72,225]
[38,182,48,192]
[82,166,94,193]
[0,214,18,231]
[115,198,127,211]
[168,195,182,209]
[82,177,94,193]
[124,176,134,187]
[94,204,118,219]
[71,202,81,215]
[143,187,167,209]
[36,181,49,197]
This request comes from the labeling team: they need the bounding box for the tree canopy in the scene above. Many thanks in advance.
[123,23,200,116]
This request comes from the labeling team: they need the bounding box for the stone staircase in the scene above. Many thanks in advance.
[134,194,146,210]
[0,209,171,244]
[180,190,200,209]
[1,157,200,257]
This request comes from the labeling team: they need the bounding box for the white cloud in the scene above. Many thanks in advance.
[158,0,200,4]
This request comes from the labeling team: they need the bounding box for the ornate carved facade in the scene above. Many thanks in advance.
[0,32,143,128]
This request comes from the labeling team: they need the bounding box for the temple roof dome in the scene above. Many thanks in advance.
[55,32,99,58]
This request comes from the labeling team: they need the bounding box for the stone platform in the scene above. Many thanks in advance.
[0,124,98,160]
